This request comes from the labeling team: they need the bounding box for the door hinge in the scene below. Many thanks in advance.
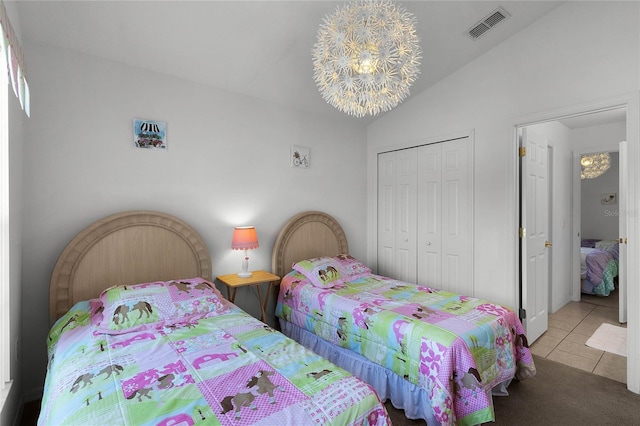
[519,147,526,157]
[519,227,526,238]
[519,308,527,319]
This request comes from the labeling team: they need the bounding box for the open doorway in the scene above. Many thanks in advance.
[578,150,621,315]
[518,106,627,382]
[520,108,626,325]
[562,109,625,310]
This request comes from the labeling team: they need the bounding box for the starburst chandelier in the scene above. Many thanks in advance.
[312,0,422,118]
[580,152,611,179]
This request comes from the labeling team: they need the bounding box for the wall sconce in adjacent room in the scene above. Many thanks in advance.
[231,226,259,278]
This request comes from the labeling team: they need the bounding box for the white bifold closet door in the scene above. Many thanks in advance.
[417,139,471,295]
[377,148,418,283]
[378,138,471,295]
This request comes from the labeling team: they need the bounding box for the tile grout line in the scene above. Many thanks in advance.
[533,297,625,382]
[545,302,598,363]
[579,305,604,373]
[567,302,607,374]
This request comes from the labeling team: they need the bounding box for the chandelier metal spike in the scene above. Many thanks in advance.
[312,0,422,118]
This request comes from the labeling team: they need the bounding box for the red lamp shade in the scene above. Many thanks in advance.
[231,226,259,250]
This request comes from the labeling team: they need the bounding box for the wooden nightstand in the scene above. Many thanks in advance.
[216,270,280,322]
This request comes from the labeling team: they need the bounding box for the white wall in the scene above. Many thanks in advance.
[20,44,368,397]
[366,1,639,310]
[572,121,627,154]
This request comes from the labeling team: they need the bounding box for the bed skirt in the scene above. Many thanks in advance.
[279,319,514,425]
[279,318,439,424]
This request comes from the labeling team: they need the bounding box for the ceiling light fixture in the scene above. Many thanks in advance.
[312,0,422,118]
[580,152,611,179]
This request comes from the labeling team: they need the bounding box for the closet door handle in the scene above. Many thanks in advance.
[545,241,552,248]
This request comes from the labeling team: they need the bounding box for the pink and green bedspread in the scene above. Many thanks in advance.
[276,272,536,426]
[580,246,618,296]
[38,278,389,425]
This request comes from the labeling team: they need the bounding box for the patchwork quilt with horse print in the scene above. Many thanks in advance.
[39,296,389,425]
[276,271,537,426]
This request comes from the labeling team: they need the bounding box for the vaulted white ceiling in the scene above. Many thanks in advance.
[16,1,565,121]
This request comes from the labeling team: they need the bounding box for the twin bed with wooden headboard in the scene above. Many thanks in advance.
[40,210,389,425]
[271,211,536,426]
[49,211,213,323]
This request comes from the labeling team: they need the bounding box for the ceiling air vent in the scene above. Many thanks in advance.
[467,7,510,40]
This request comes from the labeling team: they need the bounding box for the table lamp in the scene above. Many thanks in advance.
[231,226,259,278]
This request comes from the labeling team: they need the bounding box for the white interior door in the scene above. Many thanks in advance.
[521,128,550,343]
[619,141,627,323]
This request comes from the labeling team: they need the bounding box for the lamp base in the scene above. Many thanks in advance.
[237,271,253,278]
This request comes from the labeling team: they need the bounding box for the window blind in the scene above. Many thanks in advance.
[0,1,29,117]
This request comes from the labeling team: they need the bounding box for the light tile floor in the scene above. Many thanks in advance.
[530,291,627,384]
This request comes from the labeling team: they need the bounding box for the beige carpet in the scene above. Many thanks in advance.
[586,323,627,357]
[387,356,640,425]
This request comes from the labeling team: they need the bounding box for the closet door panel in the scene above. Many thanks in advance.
[443,254,461,293]
[421,251,440,288]
[377,150,417,282]
[417,144,442,287]
[395,150,417,282]
[377,152,396,278]
[416,138,471,294]
[441,138,471,295]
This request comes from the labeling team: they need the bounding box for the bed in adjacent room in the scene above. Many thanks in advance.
[39,210,389,426]
[272,211,536,426]
[580,238,619,296]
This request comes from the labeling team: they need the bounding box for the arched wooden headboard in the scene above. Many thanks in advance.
[271,211,349,279]
[49,210,211,323]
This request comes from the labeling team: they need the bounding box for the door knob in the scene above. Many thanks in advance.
[545,241,552,248]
